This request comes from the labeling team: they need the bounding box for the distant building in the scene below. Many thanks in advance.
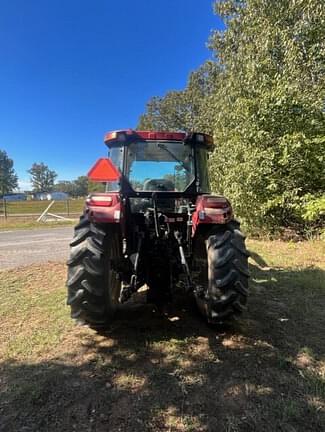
[33,191,69,201]
[32,192,48,200]
[49,192,69,200]
[1,193,27,201]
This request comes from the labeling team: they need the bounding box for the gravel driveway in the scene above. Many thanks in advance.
[0,227,74,269]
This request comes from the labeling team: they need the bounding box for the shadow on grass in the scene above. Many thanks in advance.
[1,258,324,431]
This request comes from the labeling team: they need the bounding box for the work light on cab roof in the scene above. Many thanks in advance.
[103,129,214,146]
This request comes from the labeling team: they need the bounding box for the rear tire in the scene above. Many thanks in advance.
[66,212,122,329]
[193,221,250,323]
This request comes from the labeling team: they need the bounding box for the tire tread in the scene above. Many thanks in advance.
[194,222,250,324]
[66,212,119,328]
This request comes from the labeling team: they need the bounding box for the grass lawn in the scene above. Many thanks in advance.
[0,217,77,231]
[0,198,84,230]
[0,198,84,216]
[0,240,324,431]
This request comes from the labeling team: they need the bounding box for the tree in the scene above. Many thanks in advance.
[53,180,75,195]
[138,61,220,134]
[137,91,190,132]
[73,176,89,197]
[138,0,325,233]
[208,0,325,230]
[88,180,105,193]
[0,150,18,195]
[28,162,58,192]
[53,176,89,197]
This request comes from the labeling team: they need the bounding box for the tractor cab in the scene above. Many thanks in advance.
[94,130,213,196]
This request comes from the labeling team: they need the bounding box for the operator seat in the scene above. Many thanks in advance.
[143,179,175,191]
[143,179,175,211]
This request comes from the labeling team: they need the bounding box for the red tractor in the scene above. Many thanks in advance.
[66,130,249,328]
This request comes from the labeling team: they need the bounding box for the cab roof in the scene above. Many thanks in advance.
[104,129,214,147]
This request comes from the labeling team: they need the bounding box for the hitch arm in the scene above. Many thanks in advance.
[119,232,144,303]
[174,231,193,292]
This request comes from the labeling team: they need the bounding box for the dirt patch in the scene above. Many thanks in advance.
[0,240,324,431]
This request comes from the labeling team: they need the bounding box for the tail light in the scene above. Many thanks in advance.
[86,193,122,223]
[86,195,113,207]
[195,195,233,224]
[204,197,230,209]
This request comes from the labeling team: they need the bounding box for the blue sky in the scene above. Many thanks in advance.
[0,0,223,190]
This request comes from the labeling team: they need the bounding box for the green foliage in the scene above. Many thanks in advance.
[53,176,106,197]
[209,0,325,232]
[138,0,325,235]
[0,150,18,195]
[302,195,325,222]
[28,162,58,192]
[74,176,89,196]
[54,176,89,197]
[53,180,75,195]
[138,61,220,134]
[88,180,105,193]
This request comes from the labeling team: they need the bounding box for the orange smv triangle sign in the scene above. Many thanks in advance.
[87,158,121,182]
